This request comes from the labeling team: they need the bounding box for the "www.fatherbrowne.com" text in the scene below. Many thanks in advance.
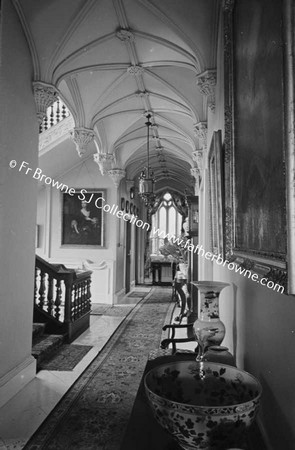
[10,159,284,294]
[151,227,284,294]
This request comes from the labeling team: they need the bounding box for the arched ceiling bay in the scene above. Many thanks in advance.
[15,0,220,193]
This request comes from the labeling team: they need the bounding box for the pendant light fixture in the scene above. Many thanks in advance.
[138,113,156,208]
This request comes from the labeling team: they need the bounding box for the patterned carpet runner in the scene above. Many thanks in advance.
[24,286,173,450]
[90,304,134,316]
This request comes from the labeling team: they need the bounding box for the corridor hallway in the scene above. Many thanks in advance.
[1,0,295,448]
[0,286,173,450]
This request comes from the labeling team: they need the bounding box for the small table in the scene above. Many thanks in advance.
[151,261,176,285]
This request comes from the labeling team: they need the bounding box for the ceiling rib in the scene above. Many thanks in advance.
[46,0,99,80]
[108,0,171,176]
[67,76,85,127]
[137,0,204,71]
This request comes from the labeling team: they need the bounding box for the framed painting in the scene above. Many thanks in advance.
[61,190,105,246]
[223,0,293,292]
[186,195,199,237]
[208,130,224,256]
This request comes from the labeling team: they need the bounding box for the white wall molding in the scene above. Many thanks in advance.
[0,356,36,409]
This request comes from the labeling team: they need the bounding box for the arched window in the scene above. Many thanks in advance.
[150,192,183,254]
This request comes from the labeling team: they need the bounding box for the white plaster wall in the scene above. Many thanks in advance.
[0,0,38,397]
[213,263,295,449]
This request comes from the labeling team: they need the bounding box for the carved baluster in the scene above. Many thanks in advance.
[73,284,79,320]
[80,283,84,316]
[54,279,62,320]
[81,281,86,313]
[76,284,81,317]
[71,288,75,321]
[62,103,67,119]
[43,114,48,131]
[50,104,54,127]
[84,281,88,313]
[87,279,91,311]
[78,282,82,315]
[38,271,46,309]
[47,276,54,316]
[85,280,89,311]
[76,284,80,318]
[81,282,85,314]
[34,267,39,306]
[56,98,60,122]
[64,275,73,325]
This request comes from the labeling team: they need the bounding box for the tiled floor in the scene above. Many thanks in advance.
[0,291,146,450]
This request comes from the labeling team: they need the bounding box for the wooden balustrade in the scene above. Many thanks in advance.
[39,98,70,133]
[34,255,92,342]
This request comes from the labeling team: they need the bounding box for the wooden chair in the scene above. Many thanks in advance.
[160,322,197,354]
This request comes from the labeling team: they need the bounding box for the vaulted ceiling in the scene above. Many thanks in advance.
[14,0,220,194]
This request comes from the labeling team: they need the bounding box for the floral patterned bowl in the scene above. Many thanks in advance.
[144,361,262,450]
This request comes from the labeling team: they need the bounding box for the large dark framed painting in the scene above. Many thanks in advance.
[61,190,105,246]
[223,0,293,292]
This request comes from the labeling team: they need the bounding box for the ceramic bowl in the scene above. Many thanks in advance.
[144,361,262,450]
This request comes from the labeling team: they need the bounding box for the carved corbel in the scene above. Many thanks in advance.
[192,149,204,171]
[70,127,94,157]
[93,153,115,175]
[196,70,217,112]
[190,167,201,195]
[193,122,208,150]
[33,81,58,124]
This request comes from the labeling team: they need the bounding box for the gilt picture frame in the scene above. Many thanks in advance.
[208,130,224,257]
[61,190,105,247]
[223,0,292,292]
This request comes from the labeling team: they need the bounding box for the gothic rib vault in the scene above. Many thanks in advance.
[13,0,220,194]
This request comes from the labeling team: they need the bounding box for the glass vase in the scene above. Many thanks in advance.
[190,281,230,361]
